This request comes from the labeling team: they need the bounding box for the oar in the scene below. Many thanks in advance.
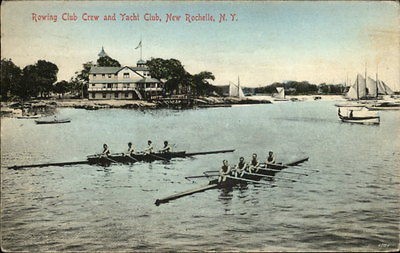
[149,153,169,161]
[185,149,235,156]
[225,176,271,185]
[155,183,218,206]
[8,160,89,170]
[126,154,139,163]
[258,167,308,176]
[242,171,297,182]
[185,175,218,179]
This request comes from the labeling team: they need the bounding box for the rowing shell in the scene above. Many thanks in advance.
[155,157,309,205]
[8,149,235,170]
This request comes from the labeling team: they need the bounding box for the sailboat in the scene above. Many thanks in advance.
[345,74,394,100]
[229,77,245,98]
[273,87,288,101]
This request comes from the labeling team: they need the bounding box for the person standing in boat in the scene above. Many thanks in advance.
[266,151,276,166]
[101,144,110,157]
[248,153,260,173]
[159,141,172,153]
[234,157,247,178]
[218,160,231,183]
[144,140,154,154]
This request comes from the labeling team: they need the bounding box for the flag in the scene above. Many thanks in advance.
[135,40,142,49]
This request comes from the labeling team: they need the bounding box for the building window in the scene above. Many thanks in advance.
[92,84,95,86]
[108,74,112,78]
[125,92,129,98]
[92,93,95,98]
[123,73,130,78]
[102,93,106,98]
[93,74,97,78]
[102,84,106,88]
[115,92,119,98]
[102,74,105,77]
[107,83,112,88]
[114,74,117,77]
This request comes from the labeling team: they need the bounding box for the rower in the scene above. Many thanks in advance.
[266,151,276,166]
[218,160,231,183]
[101,144,110,157]
[248,153,260,173]
[233,157,247,178]
[144,140,154,154]
[159,141,172,153]
[127,142,135,155]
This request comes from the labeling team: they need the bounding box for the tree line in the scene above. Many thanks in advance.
[254,81,346,95]
[1,55,217,101]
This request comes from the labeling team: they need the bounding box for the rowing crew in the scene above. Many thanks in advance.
[218,151,276,183]
[100,140,172,157]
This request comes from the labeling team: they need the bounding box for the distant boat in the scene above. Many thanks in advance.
[274,87,288,101]
[366,101,400,111]
[337,107,380,125]
[229,76,245,98]
[35,117,71,124]
[17,115,41,119]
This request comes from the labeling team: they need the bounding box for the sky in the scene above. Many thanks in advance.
[1,1,399,90]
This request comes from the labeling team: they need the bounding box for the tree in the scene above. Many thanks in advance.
[53,80,69,98]
[1,58,22,101]
[73,61,93,98]
[97,56,121,67]
[34,60,59,97]
[192,71,215,96]
[147,58,192,95]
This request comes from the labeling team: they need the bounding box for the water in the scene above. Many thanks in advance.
[1,101,399,251]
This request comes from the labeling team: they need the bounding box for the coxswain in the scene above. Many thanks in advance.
[127,142,135,155]
[248,153,260,173]
[218,160,231,183]
[144,140,154,154]
[234,157,247,178]
[160,141,172,153]
[266,151,276,164]
[101,144,110,157]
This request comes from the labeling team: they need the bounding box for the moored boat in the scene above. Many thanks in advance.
[35,118,71,124]
[338,108,380,125]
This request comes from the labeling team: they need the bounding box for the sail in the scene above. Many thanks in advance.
[346,74,366,99]
[276,87,285,99]
[366,77,377,97]
[378,80,394,95]
[229,82,245,98]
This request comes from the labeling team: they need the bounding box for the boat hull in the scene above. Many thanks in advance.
[86,151,187,165]
[35,119,71,124]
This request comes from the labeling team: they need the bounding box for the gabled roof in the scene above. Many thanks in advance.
[89,65,149,74]
[137,77,161,83]
[89,66,121,74]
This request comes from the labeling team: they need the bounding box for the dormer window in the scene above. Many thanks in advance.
[123,73,130,79]
[108,74,112,78]
[102,74,105,78]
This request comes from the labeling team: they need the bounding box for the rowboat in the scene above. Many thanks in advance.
[337,108,380,125]
[86,151,187,165]
[155,157,309,205]
[8,149,235,170]
[35,118,71,124]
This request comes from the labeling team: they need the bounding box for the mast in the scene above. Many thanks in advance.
[238,76,240,98]
[364,62,367,97]
[356,75,359,100]
[376,63,379,98]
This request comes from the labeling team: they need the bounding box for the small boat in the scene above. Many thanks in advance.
[8,149,236,170]
[366,102,400,111]
[273,87,289,101]
[338,108,380,125]
[155,157,309,205]
[86,151,187,165]
[35,118,71,124]
[17,115,42,119]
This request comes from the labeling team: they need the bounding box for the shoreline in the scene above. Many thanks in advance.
[1,95,345,118]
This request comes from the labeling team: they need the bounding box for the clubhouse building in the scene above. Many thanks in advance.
[88,47,163,100]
